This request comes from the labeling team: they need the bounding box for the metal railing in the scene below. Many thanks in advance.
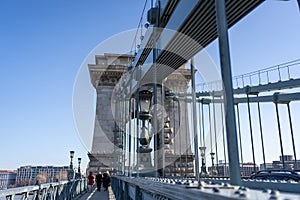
[0,179,87,200]
[113,60,300,181]
[196,59,300,92]
[111,175,300,200]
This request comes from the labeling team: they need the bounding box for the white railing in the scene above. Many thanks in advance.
[0,178,87,200]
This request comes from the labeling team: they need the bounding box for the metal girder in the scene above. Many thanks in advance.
[196,78,300,97]
[235,78,300,95]
[122,0,264,97]
[195,92,300,104]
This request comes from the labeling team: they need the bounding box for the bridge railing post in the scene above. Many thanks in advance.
[214,0,241,185]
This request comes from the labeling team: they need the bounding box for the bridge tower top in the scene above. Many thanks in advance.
[88,53,134,89]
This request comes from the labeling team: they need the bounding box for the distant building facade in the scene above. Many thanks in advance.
[16,166,69,186]
[0,170,17,189]
[208,161,259,177]
[259,163,274,170]
[260,155,300,170]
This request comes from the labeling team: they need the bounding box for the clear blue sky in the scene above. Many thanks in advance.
[0,0,299,171]
[0,0,146,170]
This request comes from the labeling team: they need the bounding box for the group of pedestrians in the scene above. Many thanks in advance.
[87,171,110,192]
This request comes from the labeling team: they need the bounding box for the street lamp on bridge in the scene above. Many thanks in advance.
[210,152,218,176]
[199,146,207,176]
[69,151,75,180]
[78,157,82,174]
[136,90,154,176]
[70,150,75,169]
[138,90,152,151]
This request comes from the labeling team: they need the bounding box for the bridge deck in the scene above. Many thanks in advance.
[76,186,115,200]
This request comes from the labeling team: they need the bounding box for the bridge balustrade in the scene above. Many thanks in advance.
[0,178,87,200]
[111,175,300,200]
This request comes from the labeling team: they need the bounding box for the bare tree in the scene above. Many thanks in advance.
[55,170,68,181]
[36,172,47,184]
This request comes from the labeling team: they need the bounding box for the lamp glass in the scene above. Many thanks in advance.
[139,90,152,112]
[140,99,150,112]
[199,147,206,157]
[70,151,75,158]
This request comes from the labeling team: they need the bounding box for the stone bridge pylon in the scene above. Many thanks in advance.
[87,53,194,177]
[87,53,133,173]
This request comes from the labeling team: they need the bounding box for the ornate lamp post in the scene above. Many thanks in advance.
[199,147,207,176]
[78,158,82,173]
[68,151,75,180]
[138,90,152,151]
[136,90,153,175]
[210,152,217,176]
[70,151,75,169]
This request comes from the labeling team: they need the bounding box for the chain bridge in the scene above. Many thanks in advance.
[1,0,300,199]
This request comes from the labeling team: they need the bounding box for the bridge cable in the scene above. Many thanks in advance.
[256,94,266,170]
[113,99,118,173]
[172,98,176,176]
[201,101,206,159]
[177,98,183,177]
[287,103,297,169]
[198,98,202,148]
[189,97,193,177]
[212,92,219,174]
[208,102,213,176]
[190,96,195,177]
[135,89,140,177]
[201,101,207,175]
[128,97,132,177]
[123,100,127,175]
[118,98,122,174]
[120,99,124,174]
[235,104,244,175]
[119,99,123,174]
[132,98,136,174]
[246,92,256,173]
[130,0,149,55]
[197,99,203,175]
[184,93,189,177]
[220,101,227,176]
[274,101,285,169]
[161,84,165,177]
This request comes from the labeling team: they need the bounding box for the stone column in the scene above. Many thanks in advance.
[158,67,195,177]
[87,53,134,173]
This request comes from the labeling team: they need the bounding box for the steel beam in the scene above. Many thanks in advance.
[197,78,300,97]
[122,0,263,98]
[215,0,241,185]
[196,92,300,104]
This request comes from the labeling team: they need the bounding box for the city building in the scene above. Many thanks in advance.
[207,161,259,177]
[16,166,69,186]
[259,163,274,170]
[0,170,17,189]
[260,155,300,170]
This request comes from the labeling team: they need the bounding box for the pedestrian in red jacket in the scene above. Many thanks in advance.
[87,171,95,192]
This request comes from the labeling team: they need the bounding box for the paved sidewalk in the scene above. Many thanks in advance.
[76,186,116,200]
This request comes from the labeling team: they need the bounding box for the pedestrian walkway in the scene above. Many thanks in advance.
[75,186,116,200]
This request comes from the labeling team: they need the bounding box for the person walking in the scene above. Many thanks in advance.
[87,171,95,192]
[102,171,111,191]
[95,171,103,192]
